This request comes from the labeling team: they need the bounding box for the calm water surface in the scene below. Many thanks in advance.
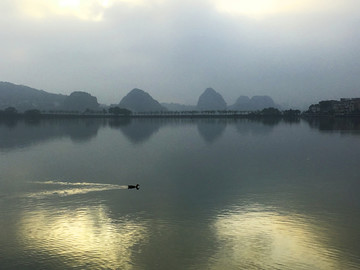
[0,117,359,269]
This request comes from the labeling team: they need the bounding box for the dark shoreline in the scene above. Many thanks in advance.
[1,112,360,120]
[3,111,360,120]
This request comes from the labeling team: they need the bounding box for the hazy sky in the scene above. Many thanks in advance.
[1,0,360,108]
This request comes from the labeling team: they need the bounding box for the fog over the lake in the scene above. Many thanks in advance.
[1,0,360,108]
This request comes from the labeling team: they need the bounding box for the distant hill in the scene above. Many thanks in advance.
[161,102,197,111]
[197,88,227,111]
[228,95,278,111]
[229,96,251,110]
[62,91,99,112]
[119,88,167,112]
[0,81,65,111]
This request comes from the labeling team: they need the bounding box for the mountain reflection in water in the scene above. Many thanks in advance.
[0,117,295,150]
[1,117,360,269]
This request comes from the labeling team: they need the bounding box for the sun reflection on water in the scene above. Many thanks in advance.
[18,204,148,269]
[209,204,341,269]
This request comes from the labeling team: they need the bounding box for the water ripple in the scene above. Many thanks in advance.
[17,204,149,269]
[208,204,346,270]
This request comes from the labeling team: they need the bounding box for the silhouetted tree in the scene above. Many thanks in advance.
[24,109,41,118]
[4,107,18,116]
[108,106,132,115]
[261,107,281,116]
[283,109,301,117]
[84,108,95,114]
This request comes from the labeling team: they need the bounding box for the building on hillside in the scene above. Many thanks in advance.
[306,98,360,115]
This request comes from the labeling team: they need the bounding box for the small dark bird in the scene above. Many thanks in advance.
[128,184,140,190]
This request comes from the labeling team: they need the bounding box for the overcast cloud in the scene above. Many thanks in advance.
[1,0,360,108]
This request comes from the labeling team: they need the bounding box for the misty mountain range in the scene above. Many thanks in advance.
[0,82,280,112]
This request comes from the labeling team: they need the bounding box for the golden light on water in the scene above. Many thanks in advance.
[209,204,341,269]
[18,204,148,269]
[10,182,354,268]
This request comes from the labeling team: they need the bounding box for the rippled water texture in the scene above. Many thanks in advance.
[0,118,359,269]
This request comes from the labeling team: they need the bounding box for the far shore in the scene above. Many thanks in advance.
[1,111,360,120]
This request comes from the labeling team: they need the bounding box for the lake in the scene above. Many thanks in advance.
[0,117,360,269]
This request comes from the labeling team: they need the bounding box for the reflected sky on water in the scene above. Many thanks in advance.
[0,117,360,269]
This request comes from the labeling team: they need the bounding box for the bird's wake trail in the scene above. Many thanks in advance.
[24,181,129,198]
